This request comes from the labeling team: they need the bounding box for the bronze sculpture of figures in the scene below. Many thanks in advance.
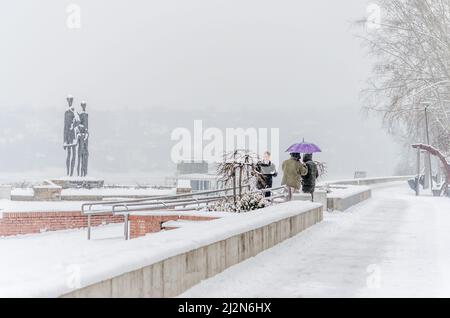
[77,101,89,177]
[63,96,90,177]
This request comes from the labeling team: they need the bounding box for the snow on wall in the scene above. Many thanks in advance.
[322,175,413,186]
[0,200,321,297]
[327,185,371,199]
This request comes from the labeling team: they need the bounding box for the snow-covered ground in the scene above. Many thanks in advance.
[326,184,370,199]
[0,200,319,297]
[182,182,450,298]
[2,181,449,297]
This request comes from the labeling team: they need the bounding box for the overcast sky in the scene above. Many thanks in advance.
[0,0,402,184]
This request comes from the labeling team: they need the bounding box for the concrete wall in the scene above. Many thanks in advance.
[327,188,372,211]
[292,190,327,211]
[327,176,413,186]
[33,186,62,201]
[320,176,410,211]
[33,180,62,201]
[62,205,323,298]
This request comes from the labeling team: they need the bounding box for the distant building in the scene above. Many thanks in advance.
[177,160,208,175]
[354,171,367,179]
[172,161,219,191]
[177,173,218,192]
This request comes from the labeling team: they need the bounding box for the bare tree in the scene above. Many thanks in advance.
[216,149,263,193]
[356,0,450,155]
[216,149,264,210]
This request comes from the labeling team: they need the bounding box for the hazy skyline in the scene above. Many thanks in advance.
[0,1,403,184]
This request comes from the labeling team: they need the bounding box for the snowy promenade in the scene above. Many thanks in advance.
[182,182,450,297]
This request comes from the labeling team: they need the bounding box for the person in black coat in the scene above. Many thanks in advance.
[256,151,278,197]
[301,153,319,200]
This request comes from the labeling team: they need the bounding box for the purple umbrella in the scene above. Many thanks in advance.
[286,139,321,153]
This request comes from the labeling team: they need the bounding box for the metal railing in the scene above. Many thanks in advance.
[82,185,288,240]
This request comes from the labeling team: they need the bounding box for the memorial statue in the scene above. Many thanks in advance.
[79,101,89,129]
[77,101,89,177]
[63,95,79,176]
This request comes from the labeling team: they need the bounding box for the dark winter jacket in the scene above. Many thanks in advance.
[302,154,319,193]
[256,161,278,189]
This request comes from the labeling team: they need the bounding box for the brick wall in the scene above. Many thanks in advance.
[129,214,217,239]
[0,210,216,238]
[0,211,124,237]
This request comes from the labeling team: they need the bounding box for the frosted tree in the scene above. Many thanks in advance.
[217,150,262,194]
[215,149,268,212]
[356,0,450,155]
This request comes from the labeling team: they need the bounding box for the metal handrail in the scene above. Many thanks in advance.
[81,186,239,214]
[84,185,288,240]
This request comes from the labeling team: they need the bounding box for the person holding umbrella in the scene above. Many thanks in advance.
[302,153,319,201]
[283,139,322,201]
[281,152,308,200]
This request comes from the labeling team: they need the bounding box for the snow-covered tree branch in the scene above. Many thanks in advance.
[357,0,450,155]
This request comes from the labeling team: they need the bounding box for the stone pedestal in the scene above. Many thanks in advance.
[33,180,62,201]
[51,178,104,189]
[33,186,62,201]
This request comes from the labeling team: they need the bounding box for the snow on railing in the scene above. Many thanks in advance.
[82,186,289,240]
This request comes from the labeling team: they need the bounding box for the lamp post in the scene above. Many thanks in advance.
[416,147,420,196]
[424,105,433,190]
